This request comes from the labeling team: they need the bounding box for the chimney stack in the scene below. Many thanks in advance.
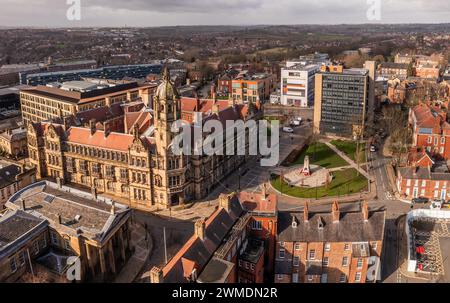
[219,193,232,212]
[303,201,309,223]
[331,201,340,223]
[56,177,62,188]
[194,219,206,241]
[150,267,164,283]
[89,119,96,135]
[262,183,267,199]
[362,200,369,222]
[110,201,116,216]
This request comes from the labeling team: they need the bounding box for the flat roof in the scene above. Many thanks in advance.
[6,181,130,241]
[197,257,235,283]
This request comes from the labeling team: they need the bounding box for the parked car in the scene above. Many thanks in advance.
[412,197,429,204]
[283,127,294,133]
[290,120,301,126]
[430,200,450,210]
[370,145,377,152]
[296,117,303,122]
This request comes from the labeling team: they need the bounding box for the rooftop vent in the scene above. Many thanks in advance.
[44,194,55,203]
[74,215,82,222]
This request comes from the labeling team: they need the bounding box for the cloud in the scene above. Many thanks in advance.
[0,0,448,27]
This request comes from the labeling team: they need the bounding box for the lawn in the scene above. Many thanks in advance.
[290,143,348,169]
[271,168,368,199]
[330,140,366,163]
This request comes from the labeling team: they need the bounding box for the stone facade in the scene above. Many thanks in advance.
[26,68,262,211]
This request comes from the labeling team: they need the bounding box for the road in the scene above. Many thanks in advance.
[134,211,194,281]
[203,120,313,199]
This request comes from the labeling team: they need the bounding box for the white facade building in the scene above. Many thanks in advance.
[280,64,320,108]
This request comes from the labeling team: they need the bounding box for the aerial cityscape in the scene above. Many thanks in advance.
[1,0,450,292]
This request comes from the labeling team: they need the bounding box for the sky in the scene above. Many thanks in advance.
[0,0,449,27]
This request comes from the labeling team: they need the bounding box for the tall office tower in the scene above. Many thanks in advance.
[313,65,369,138]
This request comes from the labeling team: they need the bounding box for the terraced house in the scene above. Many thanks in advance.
[275,202,385,283]
[409,103,450,160]
[25,68,262,211]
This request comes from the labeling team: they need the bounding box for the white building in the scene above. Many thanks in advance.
[280,63,320,107]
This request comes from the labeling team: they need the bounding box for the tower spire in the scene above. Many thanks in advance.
[162,66,170,81]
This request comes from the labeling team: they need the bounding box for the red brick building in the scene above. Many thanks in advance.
[409,103,450,160]
[217,70,239,97]
[397,150,450,200]
[274,202,385,283]
[150,189,277,283]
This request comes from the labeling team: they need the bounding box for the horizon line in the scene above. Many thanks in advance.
[1,22,450,30]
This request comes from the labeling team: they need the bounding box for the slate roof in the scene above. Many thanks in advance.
[0,210,48,258]
[162,195,244,283]
[197,257,235,283]
[5,181,131,243]
[398,166,450,181]
[277,210,385,243]
[0,164,21,188]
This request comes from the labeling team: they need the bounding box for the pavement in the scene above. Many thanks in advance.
[134,211,195,281]
[114,221,152,283]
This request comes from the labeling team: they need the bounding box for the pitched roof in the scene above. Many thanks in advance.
[76,103,124,124]
[277,210,385,243]
[0,210,48,258]
[66,127,136,152]
[399,165,450,181]
[0,164,21,188]
[161,197,244,283]
[411,103,449,131]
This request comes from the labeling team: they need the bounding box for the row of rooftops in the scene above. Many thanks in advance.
[154,188,385,283]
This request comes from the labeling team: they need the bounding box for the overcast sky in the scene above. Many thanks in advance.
[0,0,449,27]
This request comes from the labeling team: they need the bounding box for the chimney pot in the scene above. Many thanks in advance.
[262,183,267,199]
[150,267,164,283]
[89,119,96,135]
[331,201,340,223]
[110,201,116,215]
[195,219,206,241]
[303,201,309,223]
[219,194,232,212]
[362,201,369,222]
